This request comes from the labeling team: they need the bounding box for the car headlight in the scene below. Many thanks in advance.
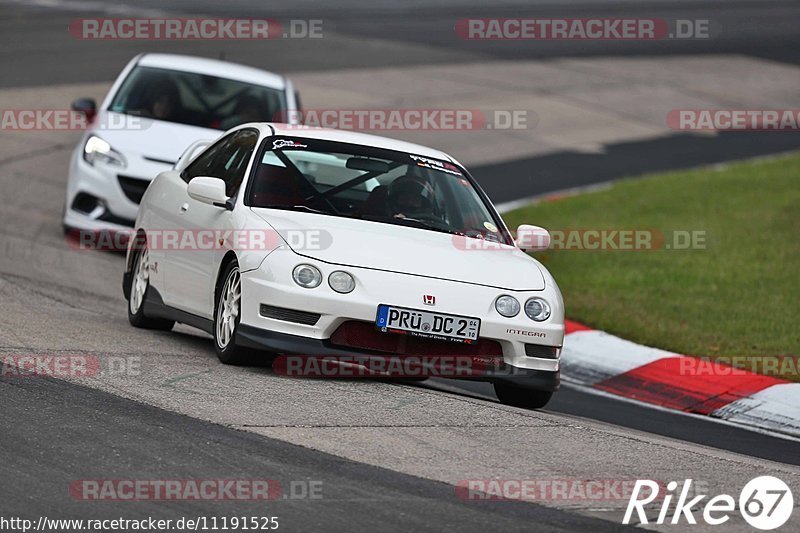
[292,264,322,288]
[328,270,355,293]
[83,135,126,167]
[524,298,551,322]
[495,295,520,317]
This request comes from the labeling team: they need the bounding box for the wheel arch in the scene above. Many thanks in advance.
[214,251,240,301]
[122,229,148,301]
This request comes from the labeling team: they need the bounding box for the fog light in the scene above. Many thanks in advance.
[495,295,520,317]
[292,264,322,288]
[328,271,355,293]
[524,298,551,322]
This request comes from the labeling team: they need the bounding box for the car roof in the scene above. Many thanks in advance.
[262,123,457,163]
[137,54,286,90]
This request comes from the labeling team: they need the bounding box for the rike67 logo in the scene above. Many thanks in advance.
[624,476,793,529]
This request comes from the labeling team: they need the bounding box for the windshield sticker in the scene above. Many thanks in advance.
[272,139,308,150]
[409,154,463,176]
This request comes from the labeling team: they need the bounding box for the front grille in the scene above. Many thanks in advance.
[524,344,558,359]
[117,175,150,204]
[260,304,320,325]
[330,320,503,357]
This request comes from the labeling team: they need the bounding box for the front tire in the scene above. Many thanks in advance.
[127,245,174,331]
[494,384,553,409]
[213,260,249,365]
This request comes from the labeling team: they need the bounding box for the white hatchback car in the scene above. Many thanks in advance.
[123,123,564,408]
[64,53,300,233]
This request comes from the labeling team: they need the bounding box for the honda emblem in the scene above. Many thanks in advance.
[423,294,436,306]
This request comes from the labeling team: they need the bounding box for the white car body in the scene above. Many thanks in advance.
[123,123,564,407]
[64,53,300,232]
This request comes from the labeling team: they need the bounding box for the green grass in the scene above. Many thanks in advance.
[503,153,800,378]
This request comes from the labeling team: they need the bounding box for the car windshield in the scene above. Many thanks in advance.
[247,137,512,244]
[109,66,286,130]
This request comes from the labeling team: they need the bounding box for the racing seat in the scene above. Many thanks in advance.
[359,185,390,218]
[251,165,306,207]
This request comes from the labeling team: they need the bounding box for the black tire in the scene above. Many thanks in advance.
[494,384,553,409]
[213,260,250,365]
[126,246,174,331]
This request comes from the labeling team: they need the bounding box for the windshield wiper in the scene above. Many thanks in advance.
[258,205,332,215]
[362,214,457,235]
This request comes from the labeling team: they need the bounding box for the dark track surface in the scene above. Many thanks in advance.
[0,374,624,532]
[473,131,800,204]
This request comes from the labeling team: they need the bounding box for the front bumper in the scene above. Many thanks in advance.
[236,324,560,390]
[238,248,564,385]
[64,140,169,232]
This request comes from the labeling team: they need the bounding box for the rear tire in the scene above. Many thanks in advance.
[494,384,553,409]
[213,260,250,365]
[127,245,174,331]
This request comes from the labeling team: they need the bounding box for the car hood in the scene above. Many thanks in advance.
[250,209,546,291]
[92,111,220,162]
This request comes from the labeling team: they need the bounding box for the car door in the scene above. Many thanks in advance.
[162,128,259,317]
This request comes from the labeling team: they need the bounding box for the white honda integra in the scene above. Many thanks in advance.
[123,123,564,408]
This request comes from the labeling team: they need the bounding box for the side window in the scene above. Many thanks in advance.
[180,133,234,184]
[181,129,259,197]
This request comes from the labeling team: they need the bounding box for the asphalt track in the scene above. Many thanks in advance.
[1,0,800,530]
[0,376,621,532]
[424,379,800,466]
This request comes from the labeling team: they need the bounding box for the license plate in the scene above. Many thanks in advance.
[375,304,480,343]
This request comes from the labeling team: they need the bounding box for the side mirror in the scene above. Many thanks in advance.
[516,224,550,252]
[187,176,229,208]
[71,98,97,122]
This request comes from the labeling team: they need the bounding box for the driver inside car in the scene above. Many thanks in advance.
[141,78,182,121]
[387,175,438,220]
